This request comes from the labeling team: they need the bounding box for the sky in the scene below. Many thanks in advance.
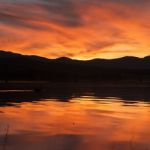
[0,0,150,60]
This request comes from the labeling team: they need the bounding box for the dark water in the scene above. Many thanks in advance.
[0,87,150,150]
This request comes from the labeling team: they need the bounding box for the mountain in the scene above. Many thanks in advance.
[0,50,150,82]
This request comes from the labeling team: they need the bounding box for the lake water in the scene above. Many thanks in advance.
[0,86,150,150]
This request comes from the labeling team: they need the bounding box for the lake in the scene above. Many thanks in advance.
[0,86,150,150]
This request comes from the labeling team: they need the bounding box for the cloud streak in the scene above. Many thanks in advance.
[0,0,150,59]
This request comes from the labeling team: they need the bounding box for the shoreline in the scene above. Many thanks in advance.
[0,81,150,91]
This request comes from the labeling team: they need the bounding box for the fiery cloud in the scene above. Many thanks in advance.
[0,0,150,59]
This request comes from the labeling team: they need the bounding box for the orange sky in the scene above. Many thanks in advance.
[0,0,150,59]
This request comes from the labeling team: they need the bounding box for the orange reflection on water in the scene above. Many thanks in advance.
[0,97,150,150]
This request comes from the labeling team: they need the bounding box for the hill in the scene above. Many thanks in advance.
[0,50,150,82]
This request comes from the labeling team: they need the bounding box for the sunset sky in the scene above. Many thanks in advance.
[0,0,150,60]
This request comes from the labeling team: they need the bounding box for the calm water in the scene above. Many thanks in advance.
[0,87,150,150]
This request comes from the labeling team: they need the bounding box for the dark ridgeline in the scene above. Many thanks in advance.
[0,50,150,82]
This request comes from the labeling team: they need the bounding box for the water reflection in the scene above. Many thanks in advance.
[0,86,150,150]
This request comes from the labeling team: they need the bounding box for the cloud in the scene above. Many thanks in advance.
[0,0,83,28]
[0,0,150,59]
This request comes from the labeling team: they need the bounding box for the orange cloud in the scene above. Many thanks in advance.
[0,0,150,59]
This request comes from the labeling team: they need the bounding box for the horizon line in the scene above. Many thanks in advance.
[0,49,150,61]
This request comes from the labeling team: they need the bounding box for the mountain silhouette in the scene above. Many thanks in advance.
[0,50,150,82]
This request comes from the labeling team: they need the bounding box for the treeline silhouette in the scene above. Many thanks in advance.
[0,50,150,82]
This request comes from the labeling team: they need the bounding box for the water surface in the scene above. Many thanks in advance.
[0,87,150,150]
